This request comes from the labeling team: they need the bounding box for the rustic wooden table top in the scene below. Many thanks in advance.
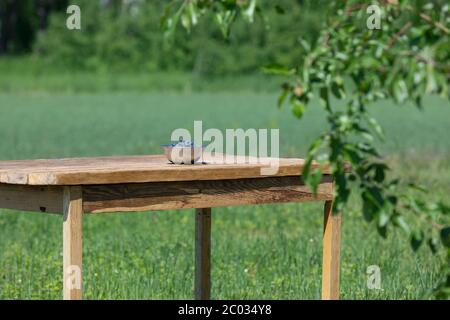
[0,154,329,186]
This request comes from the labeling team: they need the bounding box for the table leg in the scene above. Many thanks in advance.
[63,186,83,300]
[195,208,211,300]
[321,200,341,300]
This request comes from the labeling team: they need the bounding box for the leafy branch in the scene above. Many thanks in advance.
[162,0,450,298]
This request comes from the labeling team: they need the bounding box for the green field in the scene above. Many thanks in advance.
[0,91,449,299]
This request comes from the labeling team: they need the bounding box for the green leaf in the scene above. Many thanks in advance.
[308,136,324,155]
[407,182,428,193]
[181,13,191,31]
[302,134,324,180]
[329,138,344,162]
[411,230,424,251]
[426,63,437,93]
[277,85,290,108]
[393,80,409,103]
[331,77,346,99]
[438,202,450,215]
[377,225,388,238]
[357,142,379,157]
[299,38,311,52]
[373,163,388,183]
[291,99,306,119]
[392,214,410,234]
[215,10,237,38]
[362,193,376,222]
[308,168,323,195]
[302,157,313,182]
[366,186,385,209]
[334,170,350,203]
[415,95,423,109]
[387,195,398,206]
[409,198,426,213]
[367,116,385,140]
[274,4,285,14]
[378,210,390,227]
[319,87,330,110]
[335,52,349,62]
[428,237,440,254]
[188,2,198,26]
[441,227,450,248]
[162,1,187,39]
[343,144,362,165]
[160,0,177,29]
[261,63,295,76]
[243,0,257,23]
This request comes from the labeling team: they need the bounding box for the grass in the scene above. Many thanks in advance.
[0,91,449,299]
[0,57,282,93]
[1,93,450,158]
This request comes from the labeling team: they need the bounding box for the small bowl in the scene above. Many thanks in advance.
[162,145,204,164]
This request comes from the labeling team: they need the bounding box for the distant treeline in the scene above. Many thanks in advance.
[0,0,68,53]
[0,0,327,75]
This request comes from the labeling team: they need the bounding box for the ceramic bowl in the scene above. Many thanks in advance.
[162,145,203,164]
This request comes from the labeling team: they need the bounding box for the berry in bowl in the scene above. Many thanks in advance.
[161,140,204,164]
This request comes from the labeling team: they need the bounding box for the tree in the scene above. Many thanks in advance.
[0,0,68,54]
[34,0,325,74]
[162,0,450,298]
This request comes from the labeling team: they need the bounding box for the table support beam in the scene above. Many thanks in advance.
[63,186,83,300]
[321,200,342,300]
[195,208,211,300]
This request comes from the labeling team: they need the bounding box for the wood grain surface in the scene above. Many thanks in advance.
[0,154,330,186]
[63,186,83,300]
[322,200,341,300]
[195,208,211,300]
[0,183,63,213]
[82,175,333,213]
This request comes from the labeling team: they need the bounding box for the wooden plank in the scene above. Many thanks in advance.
[63,186,83,300]
[82,175,333,213]
[0,154,331,186]
[0,184,63,214]
[321,200,341,300]
[195,208,211,300]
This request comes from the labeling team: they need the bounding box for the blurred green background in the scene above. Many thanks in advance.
[0,0,325,91]
[0,0,449,299]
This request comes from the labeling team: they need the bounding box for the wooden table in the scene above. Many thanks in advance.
[0,154,342,300]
